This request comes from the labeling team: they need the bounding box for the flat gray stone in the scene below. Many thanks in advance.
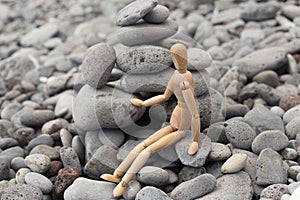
[115,0,158,26]
[84,145,119,179]
[20,110,55,127]
[81,43,116,89]
[224,119,256,150]
[175,132,211,167]
[256,148,287,186]
[171,174,216,200]
[1,184,43,200]
[197,172,253,200]
[135,186,171,200]
[143,5,170,24]
[187,48,212,71]
[251,130,289,154]
[137,166,169,186]
[244,105,285,134]
[116,45,172,74]
[20,23,58,46]
[73,84,145,131]
[115,19,178,46]
[64,178,116,200]
[233,47,287,78]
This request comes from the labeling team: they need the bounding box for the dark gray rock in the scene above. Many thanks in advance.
[73,85,145,131]
[241,1,280,22]
[256,148,287,186]
[252,70,280,88]
[116,45,172,74]
[252,130,289,154]
[0,146,24,162]
[60,147,82,174]
[175,132,211,167]
[30,145,60,160]
[224,104,249,119]
[84,145,119,179]
[64,178,116,200]
[20,110,55,127]
[205,122,228,144]
[136,166,169,186]
[81,43,116,89]
[143,5,170,24]
[1,184,43,200]
[0,77,6,96]
[233,47,287,78]
[123,180,141,200]
[11,157,27,171]
[115,0,158,26]
[194,20,214,43]
[115,20,178,46]
[0,156,10,181]
[178,166,206,184]
[197,172,253,200]
[171,174,216,200]
[224,119,256,150]
[255,83,282,106]
[244,105,285,134]
[135,186,171,200]
[27,134,54,152]
[0,138,18,150]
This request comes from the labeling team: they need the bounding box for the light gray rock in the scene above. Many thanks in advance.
[270,106,285,117]
[251,130,289,154]
[98,129,125,148]
[233,47,287,78]
[208,142,231,161]
[211,7,241,25]
[55,93,73,117]
[73,85,145,131]
[286,117,300,139]
[175,132,211,167]
[115,20,178,46]
[187,48,212,71]
[60,147,82,174]
[81,43,116,89]
[221,154,247,174]
[1,103,22,120]
[20,23,58,46]
[244,105,285,134]
[224,119,256,150]
[60,129,73,147]
[194,20,214,43]
[24,154,51,173]
[25,172,53,193]
[241,28,265,44]
[115,0,158,26]
[241,1,280,21]
[45,74,71,95]
[255,83,282,106]
[256,148,287,186]
[171,174,216,200]
[135,186,171,200]
[207,46,227,61]
[84,145,119,179]
[41,118,68,135]
[1,184,43,200]
[288,182,300,194]
[283,105,300,124]
[116,45,172,74]
[288,166,300,180]
[281,148,297,160]
[137,166,169,186]
[282,5,300,20]
[123,180,141,200]
[0,146,24,162]
[260,184,289,200]
[143,5,170,24]
[64,178,116,200]
[197,172,253,200]
[16,168,31,184]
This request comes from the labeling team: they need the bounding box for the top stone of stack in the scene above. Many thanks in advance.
[115,0,159,26]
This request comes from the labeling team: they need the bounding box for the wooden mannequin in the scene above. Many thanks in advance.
[101,43,201,197]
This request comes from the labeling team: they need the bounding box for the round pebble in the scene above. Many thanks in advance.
[143,5,170,24]
[16,168,31,184]
[25,172,53,193]
[24,154,51,173]
[137,166,169,186]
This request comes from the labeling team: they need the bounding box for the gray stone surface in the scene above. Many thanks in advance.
[252,70,280,88]
[30,145,60,160]
[25,172,53,193]
[60,147,82,174]
[73,84,145,131]
[175,132,211,167]
[0,156,10,181]
[286,117,300,139]
[207,142,231,161]
[16,168,31,184]
[135,186,172,200]
[116,45,172,74]
[27,134,54,151]
[187,48,212,71]
[84,145,119,179]
[197,172,253,200]
[260,184,289,200]
[64,178,116,200]
[98,129,125,148]
[221,153,247,174]
[224,119,256,150]
[81,43,116,89]
[282,5,300,20]
[171,174,216,200]
[136,166,169,186]
[1,184,43,200]
[115,0,158,26]
[0,146,24,162]
[115,19,178,46]
[256,148,287,186]
[143,5,170,24]
[283,105,300,124]
[233,47,287,78]
[24,154,51,173]
[123,180,141,200]
[244,105,285,134]
[20,110,55,127]
[241,1,280,21]
[1,103,22,120]
[0,138,18,150]
[255,83,282,106]
[251,130,289,154]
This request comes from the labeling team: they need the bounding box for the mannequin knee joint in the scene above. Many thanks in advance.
[178,130,186,138]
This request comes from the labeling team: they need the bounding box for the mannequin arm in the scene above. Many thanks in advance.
[131,88,173,107]
[180,81,201,155]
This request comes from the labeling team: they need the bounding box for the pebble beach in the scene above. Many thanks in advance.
[0,0,300,199]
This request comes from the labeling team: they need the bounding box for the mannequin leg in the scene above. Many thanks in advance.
[113,130,186,197]
[100,125,175,183]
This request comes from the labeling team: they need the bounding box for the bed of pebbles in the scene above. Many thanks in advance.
[0,0,300,199]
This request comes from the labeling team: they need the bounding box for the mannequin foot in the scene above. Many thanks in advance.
[113,180,128,197]
[188,141,198,155]
[100,174,121,183]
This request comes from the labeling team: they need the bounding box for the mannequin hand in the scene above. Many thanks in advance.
[130,98,144,107]
[188,141,198,155]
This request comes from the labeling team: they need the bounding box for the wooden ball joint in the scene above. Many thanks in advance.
[101,43,201,197]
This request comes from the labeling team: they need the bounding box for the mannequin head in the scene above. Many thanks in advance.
[170,43,188,73]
